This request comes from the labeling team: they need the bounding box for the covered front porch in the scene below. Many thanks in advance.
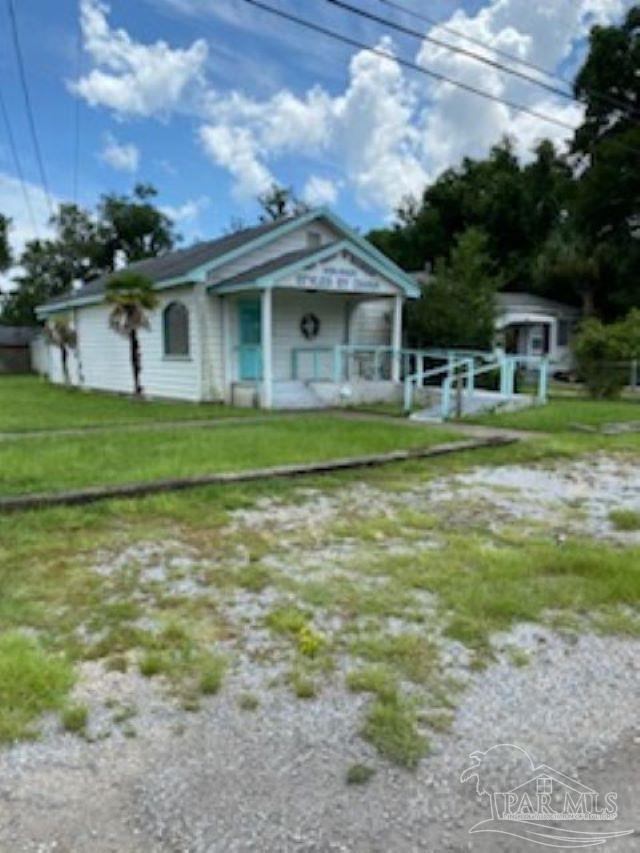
[209,240,415,409]
[220,287,404,409]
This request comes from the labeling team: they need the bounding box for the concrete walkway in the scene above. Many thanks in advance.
[0,408,538,444]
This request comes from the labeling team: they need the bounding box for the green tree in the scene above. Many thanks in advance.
[574,309,640,397]
[98,183,178,269]
[106,271,158,397]
[368,138,570,290]
[406,228,500,349]
[570,7,640,318]
[1,187,178,326]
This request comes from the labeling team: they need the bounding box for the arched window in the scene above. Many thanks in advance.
[163,301,190,357]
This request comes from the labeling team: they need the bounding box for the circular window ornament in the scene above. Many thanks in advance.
[300,313,320,340]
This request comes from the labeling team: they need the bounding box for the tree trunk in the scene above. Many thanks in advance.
[129,329,142,396]
[60,345,70,385]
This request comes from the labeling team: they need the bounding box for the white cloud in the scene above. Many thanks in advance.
[160,196,209,222]
[71,0,636,215]
[199,38,427,209]
[199,124,274,201]
[0,172,56,289]
[101,133,139,172]
[302,176,339,207]
[71,0,208,118]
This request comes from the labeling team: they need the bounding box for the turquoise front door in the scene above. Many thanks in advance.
[238,299,262,380]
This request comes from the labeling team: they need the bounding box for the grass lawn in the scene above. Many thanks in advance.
[0,415,460,496]
[0,391,639,751]
[468,396,640,432]
[0,376,253,433]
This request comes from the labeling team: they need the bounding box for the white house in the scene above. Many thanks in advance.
[36,208,419,409]
[495,292,581,372]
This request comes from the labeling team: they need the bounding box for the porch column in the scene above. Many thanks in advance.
[391,294,403,383]
[222,296,233,404]
[261,287,273,409]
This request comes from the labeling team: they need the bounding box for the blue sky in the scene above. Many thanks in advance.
[0,0,633,264]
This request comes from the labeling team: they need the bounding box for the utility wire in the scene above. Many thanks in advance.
[325,0,582,108]
[324,0,640,121]
[7,0,55,219]
[372,0,640,121]
[375,0,568,84]
[240,0,577,132]
[0,88,39,239]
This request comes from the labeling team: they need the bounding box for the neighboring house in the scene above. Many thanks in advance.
[0,326,37,373]
[36,208,419,408]
[496,292,581,372]
[409,270,581,373]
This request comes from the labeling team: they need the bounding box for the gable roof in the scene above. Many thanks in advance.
[213,239,418,296]
[37,207,418,314]
[38,215,301,313]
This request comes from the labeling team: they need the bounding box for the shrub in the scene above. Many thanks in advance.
[574,310,640,398]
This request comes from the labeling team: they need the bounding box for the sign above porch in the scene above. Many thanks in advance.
[294,253,396,296]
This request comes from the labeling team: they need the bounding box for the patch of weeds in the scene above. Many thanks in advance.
[297,624,326,658]
[236,563,272,592]
[238,692,260,711]
[105,654,128,673]
[361,695,429,769]
[609,509,640,531]
[61,703,89,735]
[139,651,164,677]
[289,669,317,699]
[591,607,640,636]
[122,724,137,738]
[199,652,226,695]
[265,605,309,636]
[349,633,439,686]
[346,665,398,703]
[346,763,376,785]
[0,631,74,743]
[505,646,531,667]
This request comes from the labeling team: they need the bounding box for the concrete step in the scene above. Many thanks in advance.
[272,381,324,410]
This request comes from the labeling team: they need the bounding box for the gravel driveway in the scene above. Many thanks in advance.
[1,454,638,852]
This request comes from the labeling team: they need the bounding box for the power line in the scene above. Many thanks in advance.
[372,0,640,122]
[0,88,39,239]
[324,0,640,122]
[7,0,55,219]
[375,0,568,84]
[240,0,578,132]
[325,0,584,109]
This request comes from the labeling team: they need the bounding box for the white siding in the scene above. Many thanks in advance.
[30,335,48,375]
[73,287,201,400]
[206,221,339,287]
[272,290,351,380]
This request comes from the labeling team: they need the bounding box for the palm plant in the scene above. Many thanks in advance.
[45,316,77,385]
[105,271,158,397]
